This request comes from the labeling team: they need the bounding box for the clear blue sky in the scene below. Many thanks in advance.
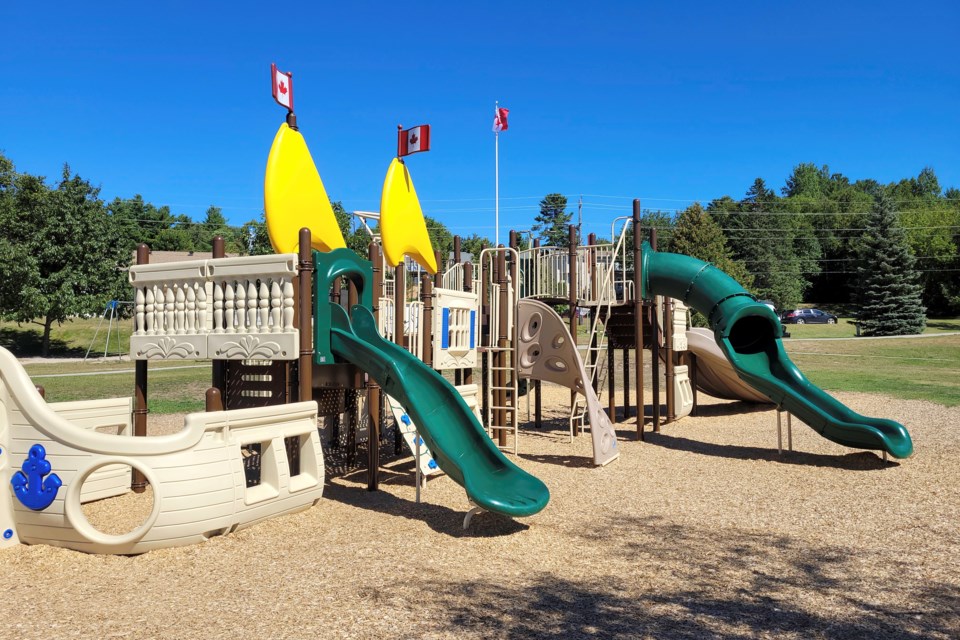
[2,1,957,242]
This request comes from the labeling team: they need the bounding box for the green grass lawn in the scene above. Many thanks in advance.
[783,334,960,406]
[781,316,960,339]
[0,316,133,357]
[29,363,210,414]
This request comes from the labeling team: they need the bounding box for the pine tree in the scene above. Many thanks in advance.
[856,196,926,336]
[532,193,572,247]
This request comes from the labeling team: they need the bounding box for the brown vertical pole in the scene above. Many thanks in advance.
[587,233,599,395]
[211,236,226,400]
[607,341,616,420]
[633,200,644,440]
[480,246,490,426]
[421,273,433,367]
[394,264,405,348]
[205,387,223,412]
[532,238,542,428]
[463,261,474,386]
[298,228,314,403]
[434,250,443,288]
[509,242,519,441]
[132,243,149,492]
[454,235,462,265]
[568,224,578,415]
[368,242,382,491]
[622,346,630,419]
[496,247,508,447]
[664,297,676,424]
[650,228,661,433]
[690,353,699,417]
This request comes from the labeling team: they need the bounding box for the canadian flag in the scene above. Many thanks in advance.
[398,124,431,157]
[271,63,293,111]
[493,107,509,132]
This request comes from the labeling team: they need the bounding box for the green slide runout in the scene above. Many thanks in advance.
[327,303,550,517]
[641,242,913,459]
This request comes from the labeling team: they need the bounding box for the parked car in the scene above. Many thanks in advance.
[782,308,838,325]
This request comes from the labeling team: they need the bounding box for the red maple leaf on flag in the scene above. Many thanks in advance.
[409,133,418,145]
[278,80,287,95]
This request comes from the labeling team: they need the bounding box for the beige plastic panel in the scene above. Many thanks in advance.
[48,397,134,503]
[432,288,479,370]
[516,299,619,466]
[0,346,322,554]
[673,365,694,420]
[129,253,299,361]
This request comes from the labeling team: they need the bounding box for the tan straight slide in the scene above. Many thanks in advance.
[686,328,773,404]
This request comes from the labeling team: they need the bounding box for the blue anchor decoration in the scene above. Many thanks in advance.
[11,444,62,511]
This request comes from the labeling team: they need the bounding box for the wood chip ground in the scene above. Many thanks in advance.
[2,386,957,639]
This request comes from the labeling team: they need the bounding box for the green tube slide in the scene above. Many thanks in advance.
[327,303,550,517]
[641,242,913,458]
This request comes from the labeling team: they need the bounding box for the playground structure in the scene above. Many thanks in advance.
[0,108,915,555]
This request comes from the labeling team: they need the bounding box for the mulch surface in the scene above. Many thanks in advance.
[2,386,957,639]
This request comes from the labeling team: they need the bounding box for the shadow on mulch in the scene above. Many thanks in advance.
[519,452,595,469]
[642,431,895,470]
[690,401,774,417]
[321,478,528,538]
[424,515,958,639]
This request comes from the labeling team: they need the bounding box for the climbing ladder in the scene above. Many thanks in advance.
[481,247,519,454]
[570,219,633,434]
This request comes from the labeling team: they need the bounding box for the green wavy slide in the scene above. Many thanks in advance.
[328,303,550,517]
[642,242,913,459]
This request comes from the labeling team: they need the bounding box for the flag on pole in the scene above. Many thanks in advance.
[398,124,431,157]
[493,107,509,132]
[271,63,294,111]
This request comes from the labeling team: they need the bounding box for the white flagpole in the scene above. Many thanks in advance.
[495,101,500,247]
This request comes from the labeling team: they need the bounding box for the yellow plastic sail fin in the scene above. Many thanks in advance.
[380,158,438,274]
[264,123,346,254]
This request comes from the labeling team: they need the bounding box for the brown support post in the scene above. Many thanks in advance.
[587,233,599,395]
[211,236,227,401]
[133,243,149,492]
[35,385,45,399]
[509,243,519,440]
[568,225,578,415]
[394,264,405,348]
[454,235,462,265]
[496,248,509,447]
[622,346,630,419]
[368,242,382,491]
[421,274,433,367]
[650,228,661,433]
[632,200,644,440]
[205,387,224,412]
[690,353,700,417]
[607,341,616,420]
[434,249,443,288]
[531,238,542,428]
[534,379,542,428]
[480,246,490,425]
[463,261,474,386]
[664,297,676,424]
[298,228,314,403]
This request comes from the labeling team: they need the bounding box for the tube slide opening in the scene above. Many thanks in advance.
[728,315,777,355]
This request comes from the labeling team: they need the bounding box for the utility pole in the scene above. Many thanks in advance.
[577,194,583,246]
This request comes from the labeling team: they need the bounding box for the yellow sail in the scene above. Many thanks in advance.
[380,158,437,274]
[264,123,346,254]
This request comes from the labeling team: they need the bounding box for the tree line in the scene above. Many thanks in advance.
[533,164,959,327]
[1,151,956,353]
